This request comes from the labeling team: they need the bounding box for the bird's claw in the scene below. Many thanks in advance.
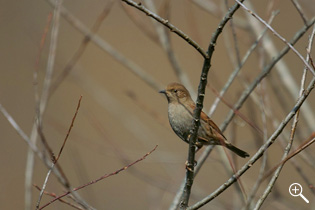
[185,160,197,172]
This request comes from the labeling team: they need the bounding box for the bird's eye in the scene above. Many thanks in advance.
[174,89,178,93]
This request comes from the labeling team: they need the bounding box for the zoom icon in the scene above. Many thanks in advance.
[289,183,309,203]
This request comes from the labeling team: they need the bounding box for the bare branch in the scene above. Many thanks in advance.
[50,1,115,95]
[26,1,63,208]
[171,15,315,210]
[39,145,158,209]
[262,134,315,182]
[121,0,207,58]
[291,0,308,24]
[46,0,163,92]
[236,0,315,76]
[144,0,196,98]
[253,97,301,209]
[209,10,279,116]
[0,104,38,153]
[188,73,315,209]
[34,185,84,210]
[180,1,246,208]
[35,96,83,209]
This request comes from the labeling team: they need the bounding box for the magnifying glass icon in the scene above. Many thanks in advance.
[289,183,309,203]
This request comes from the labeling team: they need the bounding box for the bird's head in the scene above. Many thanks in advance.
[159,83,192,104]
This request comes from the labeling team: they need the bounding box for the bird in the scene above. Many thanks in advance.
[159,82,249,158]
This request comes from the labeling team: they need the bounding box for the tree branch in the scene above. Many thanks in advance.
[180,1,246,208]
[121,0,207,58]
[188,74,315,209]
[39,145,158,209]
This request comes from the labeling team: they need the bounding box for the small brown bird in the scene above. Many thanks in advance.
[160,82,249,158]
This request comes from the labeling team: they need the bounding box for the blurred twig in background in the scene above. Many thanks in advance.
[1,0,315,209]
[39,145,158,209]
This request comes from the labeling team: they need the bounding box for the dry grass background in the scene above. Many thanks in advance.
[0,0,315,209]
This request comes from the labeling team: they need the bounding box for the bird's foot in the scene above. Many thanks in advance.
[185,160,197,172]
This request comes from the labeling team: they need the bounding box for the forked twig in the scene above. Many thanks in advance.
[180,1,246,208]
[121,0,207,58]
[290,0,308,25]
[188,75,315,209]
[39,145,158,209]
[35,96,83,209]
[46,0,163,92]
[262,134,315,182]
[236,0,315,76]
[50,0,114,95]
[26,1,63,208]
[34,185,83,210]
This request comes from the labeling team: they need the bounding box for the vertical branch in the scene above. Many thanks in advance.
[25,1,63,209]
[188,75,315,209]
[121,0,207,58]
[243,85,269,210]
[50,0,114,95]
[236,0,315,75]
[242,1,315,131]
[180,1,245,208]
[290,0,308,24]
[253,22,315,210]
[39,145,158,209]
[144,0,196,98]
[35,96,82,209]
[46,0,163,92]
[208,9,278,116]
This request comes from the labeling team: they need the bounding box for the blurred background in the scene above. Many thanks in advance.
[0,0,315,209]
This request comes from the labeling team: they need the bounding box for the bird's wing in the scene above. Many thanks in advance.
[200,110,228,140]
[187,103,227,140]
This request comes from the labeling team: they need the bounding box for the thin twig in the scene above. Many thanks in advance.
[46,0,163,92]
[120,2,159,42]
[169,146,215,210]
[34,185,84,210]
[36,96,82,209]
[188,73,315,209]
[209,10,279,116]
[245,2,315,132]
[254,138,315,209]
[34,12,53,111]
[121,0,207,58]
[39,0,62,116]
[243,82,269,210]
[56,96,82,162]
[220,16,315,143]
[87,112,172,193]
[180,1,245,208]
[144,0,196,98]
[25,1,63,208]
[171,16,315,210]
[0,104,38,153]
[192,0,248,30]
[253,100,301,209]
[208,84,263,135]
[0,102,72,184]
[260,25,315,183]
[0,103,87,208]
[39,145,158,209]
[262,134,315,182]
[236,0,315,76]
[50,0,114,95]
[37,124,70,184]
[290,0,308,25]
[225,0,242,67]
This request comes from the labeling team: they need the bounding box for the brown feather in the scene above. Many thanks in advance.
[161,82,249,158]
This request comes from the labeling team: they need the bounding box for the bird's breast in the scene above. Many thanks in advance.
[167,103,192,142]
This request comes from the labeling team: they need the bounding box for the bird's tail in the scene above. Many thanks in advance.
[226,144,249,158]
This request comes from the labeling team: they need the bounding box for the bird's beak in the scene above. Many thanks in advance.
[159,90,166,94]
